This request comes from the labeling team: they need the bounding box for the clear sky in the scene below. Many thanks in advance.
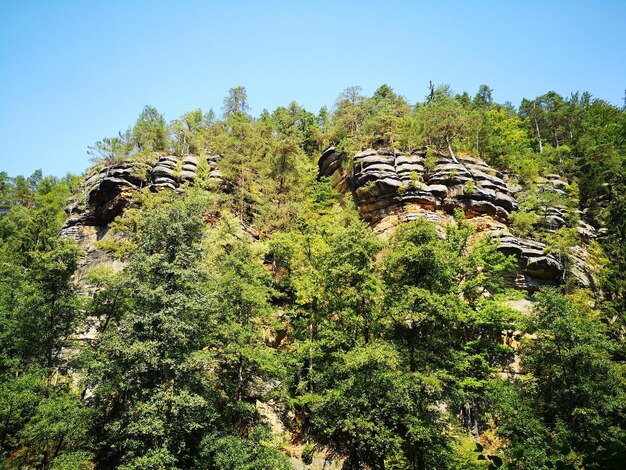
[1,0,624,177]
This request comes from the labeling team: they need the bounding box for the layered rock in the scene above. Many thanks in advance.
[64,153,221,232]
[61,153,222,284]
[319,147,595,290]
[320,147,518,227]
[497,233,562,289]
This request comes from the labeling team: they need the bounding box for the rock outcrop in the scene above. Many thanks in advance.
[319,146,596,290]
[60,145,597,292]
[61,153,222,286]
[320,147,518,227]
[63,153,221,232]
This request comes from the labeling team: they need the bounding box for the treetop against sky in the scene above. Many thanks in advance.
[0,0,624,176]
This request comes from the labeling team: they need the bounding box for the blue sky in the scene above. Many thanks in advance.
[1,0,624,177]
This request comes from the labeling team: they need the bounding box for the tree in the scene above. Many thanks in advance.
[520,98,546,153]
[273,206,382,395]
[310,342,452,470]
[131,105,168,151]
[17,388,93,470]
[84,193,213,468]
[330,86,369,153]
[363,84,411,148]
[482,106,531,167]
[223,86,250,118]
[473,84,494,109]
[416,86,478,161]
[213,88,267,224]
[84,193,286,468]
[170,108,211,155]
[88,133,132,165]
[0,174,87,469]
[519,288,626,468]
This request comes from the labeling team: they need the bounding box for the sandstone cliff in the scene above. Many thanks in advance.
[61,152,221,287]
[319,146,596,290]
[61,146,597,292]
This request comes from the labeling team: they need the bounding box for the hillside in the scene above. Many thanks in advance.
[1,84,626,469]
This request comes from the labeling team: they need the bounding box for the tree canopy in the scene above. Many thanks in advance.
[2,84,626,469]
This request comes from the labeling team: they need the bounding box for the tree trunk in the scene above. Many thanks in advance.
[553,127,559,147]
[417,448,426,470]
[308,317,314,393]
[476,129,480,155]
[533,102,543,153]
[238,167,245,223]
[237,352,244,402]
[471,399,480,438]
[445,135,459,163]
[409,323,416,373]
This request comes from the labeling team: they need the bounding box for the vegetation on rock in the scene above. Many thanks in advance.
[1,84,625,469]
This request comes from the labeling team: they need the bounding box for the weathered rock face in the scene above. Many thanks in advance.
[61,153,222,285]
[320,147,518,226]
[63,153,221,232]
[64,162,144,230]
[319,147,595,290]
[497,233,562,288]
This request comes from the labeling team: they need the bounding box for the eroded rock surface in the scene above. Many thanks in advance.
[64,153,221,231]
[319,147,596,290]
[320,147,518,226]
[61,153,222,285]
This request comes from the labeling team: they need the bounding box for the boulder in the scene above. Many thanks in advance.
[182,155,198,166]
[526,256,563,280]
[180,170,197,181]
[151,165,176,179]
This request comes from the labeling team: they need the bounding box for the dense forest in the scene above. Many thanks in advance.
[1,83,625,469]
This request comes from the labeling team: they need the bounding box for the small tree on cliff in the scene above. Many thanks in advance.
[416,85,477,162]
[88,133,133,165]
[131,105,169,152]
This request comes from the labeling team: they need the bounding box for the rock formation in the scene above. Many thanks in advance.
[59,145,597,292]
[61,152,221,286]
[63,152,221,230]
[320,147,518,227]
[319,146,596,290]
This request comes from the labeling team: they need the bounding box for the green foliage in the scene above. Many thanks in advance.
[266,215,522,468]
[170,108,213,155]
[18,388,93,469]
[301,442,315,464]
[222,86,250,118]
[88,134,132,165]
[310,341,451,469]
[3,83,626,469]
[78,194,288,468]
[423,148,439,175]
[0,173,80,373]
[0,173,89,468]
[484,289,626,469]
[415,85,480,159]
[520,288,626,467]
[131,105,169,151]
[200,427,290,470]
[473,442,503,469]
[409,170,422,184]
[509,209,539,238]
